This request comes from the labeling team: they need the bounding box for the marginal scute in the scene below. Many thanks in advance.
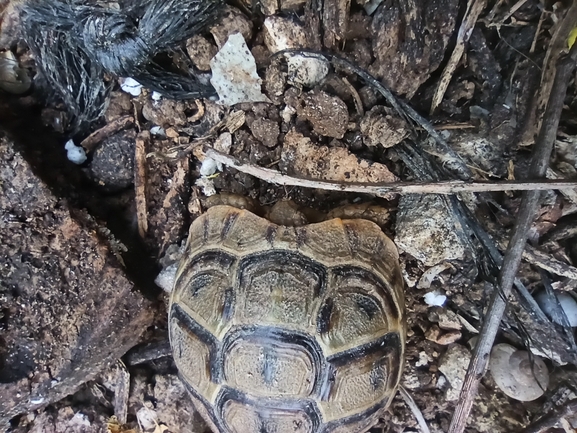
[169,205,405,433]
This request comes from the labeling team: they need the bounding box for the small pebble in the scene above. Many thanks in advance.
[150,126,166,137]
[64,139,87,164]
[120,77,142,96]
[155,263,178,293]
[424,290,447,306]
[200,157,219,176]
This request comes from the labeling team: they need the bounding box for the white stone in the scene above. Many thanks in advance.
[438,344,471,401]
[210,33,270,105]
[263,16,328,87]
[395,194,466,266]
[64,139,87,165]
[155,263,178,293]
[120,77,142,96]
[136,406,158,431]
[200,157,219,176]
[150,126,166,137]
[424,291,447,307]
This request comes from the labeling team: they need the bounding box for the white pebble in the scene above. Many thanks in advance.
[29,396,45,405]
[137,407,158,431]
[195,177,216,196]
[64,139,87,164]
[150,126,166,137]
[120,77,142,96]
[69,412,91,427]
[155,263,178,293]
[200,157,219,176]
[424,290,447,307]
[151,91,162,101]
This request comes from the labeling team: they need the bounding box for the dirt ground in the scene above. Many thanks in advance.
[2,0,577,432]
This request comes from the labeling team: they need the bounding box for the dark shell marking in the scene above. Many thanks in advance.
[169,205,405,433]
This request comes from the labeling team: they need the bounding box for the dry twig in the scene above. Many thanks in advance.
[80,115,134,152]
[430,0,487,114]
[521,244,577,280]
[206,149,577,195]
[135,131,150,238]
[520,2,577,146]
[448,41,577,433]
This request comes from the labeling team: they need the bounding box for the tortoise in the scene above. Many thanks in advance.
[168,202,406,433]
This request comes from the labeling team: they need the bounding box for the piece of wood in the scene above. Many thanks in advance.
[520,399,577,433]
[519,2,577,146]
[399,386,431,433]
[113,361,130,425]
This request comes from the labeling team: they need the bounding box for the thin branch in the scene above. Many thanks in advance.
[134,131,149,238]
[448,41,577,433]
[399,386,431,433]
[206,149,577,195]
[430,0,487,114]
[80,115,134,152]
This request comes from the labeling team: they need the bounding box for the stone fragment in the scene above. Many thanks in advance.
[428,307,462,331]
[210,6,253,48]
[247,116,280,148]
[186,34,218,71]
[425,325,461,345]
[263,16,329,87]
[438,344,471,401]
[395,194,467,266]
[370,0,458,97]
[210,33,270,105]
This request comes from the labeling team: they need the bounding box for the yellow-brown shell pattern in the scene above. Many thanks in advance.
[169,205,406,433]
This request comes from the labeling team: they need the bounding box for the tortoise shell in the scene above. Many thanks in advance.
[169,205,405,433]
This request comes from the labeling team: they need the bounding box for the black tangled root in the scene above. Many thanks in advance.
[20,0,223,132]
